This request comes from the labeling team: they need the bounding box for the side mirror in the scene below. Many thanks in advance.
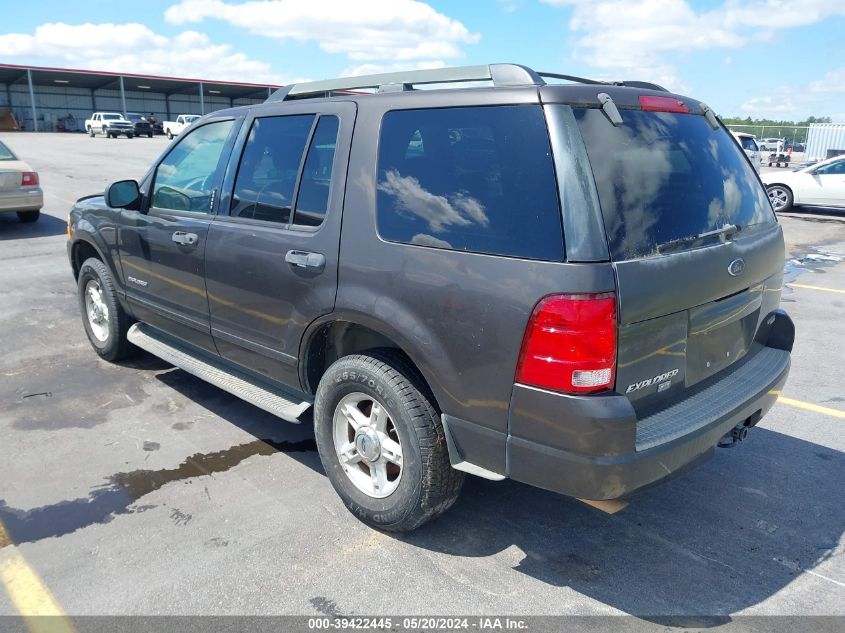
[105,179,141,209]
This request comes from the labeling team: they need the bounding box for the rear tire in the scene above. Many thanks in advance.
[147,133,153,138]
[88,126,94,137]
[17,210,40,223]
[314,350,464,532]
[77,257,135,361]
[166,130,173,140]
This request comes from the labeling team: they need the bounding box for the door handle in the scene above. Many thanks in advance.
[172,231,199,246]
[285,250,326,272]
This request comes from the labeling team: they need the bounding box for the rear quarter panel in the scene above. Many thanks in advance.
[338,91,615,434]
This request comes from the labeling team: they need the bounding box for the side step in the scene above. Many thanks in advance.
[127,323,312,423]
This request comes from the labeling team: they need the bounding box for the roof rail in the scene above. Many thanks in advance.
[267,63,544,102]
[265,63,669,102]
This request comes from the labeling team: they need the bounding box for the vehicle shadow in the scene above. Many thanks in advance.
[396,427,843,621]
[781,205,845,220]
[153,365,323,477]
[0,211,67,239]
[142,361,844,621]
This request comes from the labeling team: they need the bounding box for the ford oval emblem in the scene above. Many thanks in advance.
[728,258,745,276]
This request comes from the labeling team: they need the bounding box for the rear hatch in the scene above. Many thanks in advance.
[572,101,783,414]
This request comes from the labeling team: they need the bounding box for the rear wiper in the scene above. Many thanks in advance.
[658,224,741,254]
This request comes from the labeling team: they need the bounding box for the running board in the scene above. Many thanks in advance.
[127,323,312,423]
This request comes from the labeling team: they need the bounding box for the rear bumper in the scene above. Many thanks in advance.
[0,188,43,212]
[447,311,794,501]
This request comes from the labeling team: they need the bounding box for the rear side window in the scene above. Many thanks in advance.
[231,115,314,223]
[575,109,775,260]
[376,105,563,261]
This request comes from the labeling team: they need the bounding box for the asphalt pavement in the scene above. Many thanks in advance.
[0,133,843,627]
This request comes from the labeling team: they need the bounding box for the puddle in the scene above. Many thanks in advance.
[782,248,843,289]
[0,437,316,547]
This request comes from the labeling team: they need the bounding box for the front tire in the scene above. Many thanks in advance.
[314,350,464,532]
[767,184,794,212]
[17,210,40,223]
[77,257,135,361]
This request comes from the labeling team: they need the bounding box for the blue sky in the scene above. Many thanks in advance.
[1,0,843,121]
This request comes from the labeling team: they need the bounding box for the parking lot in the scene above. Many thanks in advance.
[0,132,843,624]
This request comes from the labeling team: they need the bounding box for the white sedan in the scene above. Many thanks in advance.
[762,155,845,212]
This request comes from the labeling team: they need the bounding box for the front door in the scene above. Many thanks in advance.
[204,102,355,387]
[804,158,845,207]
[118,117,240,352]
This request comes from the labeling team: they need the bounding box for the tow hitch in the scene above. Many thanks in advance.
[718,410,762,448]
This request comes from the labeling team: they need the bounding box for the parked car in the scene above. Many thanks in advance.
[163,114,200,139]
[124,113,154,138]
[732,131,762,173]
[85,112,134,138]
[0,140,42,222]
[67,63,793,531]
[762,154,845,212]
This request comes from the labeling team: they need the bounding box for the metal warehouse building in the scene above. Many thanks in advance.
[805,123,845,161]
[0,63,280,132]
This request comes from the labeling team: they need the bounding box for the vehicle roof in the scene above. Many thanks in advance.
[203,82,708,122]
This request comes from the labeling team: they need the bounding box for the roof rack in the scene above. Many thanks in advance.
[266,63,667,102]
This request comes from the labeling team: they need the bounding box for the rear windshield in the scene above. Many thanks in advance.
[575,109,775,260]
[737,136,758,151]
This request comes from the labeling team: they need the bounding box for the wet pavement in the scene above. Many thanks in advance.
[0,133,843,620]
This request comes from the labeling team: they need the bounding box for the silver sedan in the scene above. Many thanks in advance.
[0,139,43,222]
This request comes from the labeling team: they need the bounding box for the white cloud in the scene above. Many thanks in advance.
[164,0,479,64]
[0,22,289,84]
[543,0,845,93]
[741,68,845,121]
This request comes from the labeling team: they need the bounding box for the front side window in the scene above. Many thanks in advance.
[231,115,314,223]
[293,115,339,227]
[376,105,563,261]
[151,120,235,213]
[816,159,845,175]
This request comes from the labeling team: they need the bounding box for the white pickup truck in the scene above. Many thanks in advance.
[163,114,201,139]
[85,112,135,139]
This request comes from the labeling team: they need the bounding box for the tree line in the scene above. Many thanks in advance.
[720,116,833,143]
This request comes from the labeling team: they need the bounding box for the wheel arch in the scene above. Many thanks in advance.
[299,312,448,414]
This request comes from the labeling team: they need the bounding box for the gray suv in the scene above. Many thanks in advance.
[67,64,794,531]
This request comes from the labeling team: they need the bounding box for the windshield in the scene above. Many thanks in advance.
[574,108,775,260]
[125,114,143,121]
[102,114,123,120]
[184,116,200,123]
[0,141,15,160]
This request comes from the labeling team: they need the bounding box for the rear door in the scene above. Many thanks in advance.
[203,101,354,387]
[118,116,241,353]
[572,105,782,412]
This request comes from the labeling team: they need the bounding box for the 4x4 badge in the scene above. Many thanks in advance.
[728,258,745,276]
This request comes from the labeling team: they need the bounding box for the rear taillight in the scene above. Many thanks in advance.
[639,95,689,114]
[21,172,39,186]
[515,293,617,394]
